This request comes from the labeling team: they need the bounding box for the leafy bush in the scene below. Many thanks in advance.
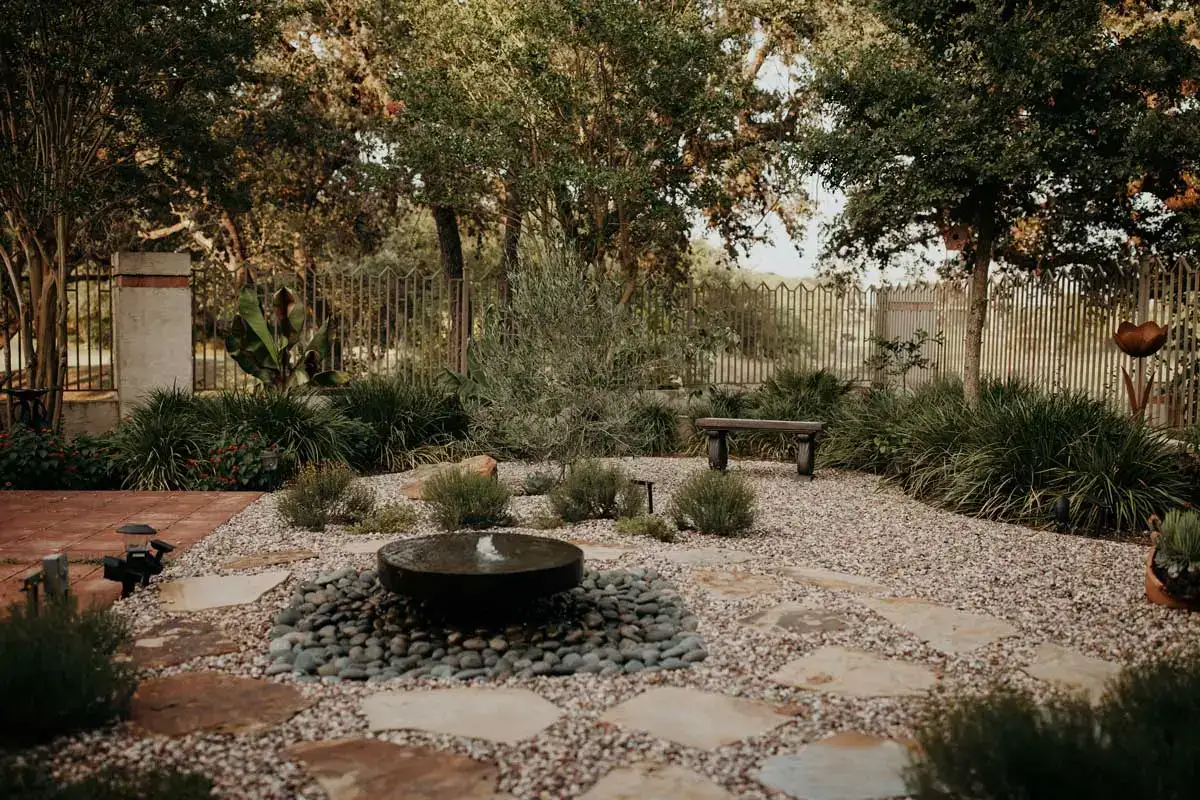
[423,468,511,530]
[330,376,468,472]
[0,600,136,748]
[906,650,1200,800]
[627,396,680,455]
[548,460,645,523]
[670,470,756,536]
[448,242,687,466]
[0,758,215,800]
[615,514,678,542]
[0,426,122,490]
[349,503,420,535]
[277,462,375,531]
[184,433,290,491]
[522,471,558,496]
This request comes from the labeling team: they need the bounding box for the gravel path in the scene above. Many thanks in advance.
[44,458,1200,799]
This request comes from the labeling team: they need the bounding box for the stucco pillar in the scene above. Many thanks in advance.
[113,253,192,418]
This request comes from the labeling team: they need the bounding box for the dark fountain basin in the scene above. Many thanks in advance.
[378,533,584,611]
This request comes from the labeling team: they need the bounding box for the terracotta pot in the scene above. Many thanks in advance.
[1145,548,1200,611]
[1114,320,1169,358]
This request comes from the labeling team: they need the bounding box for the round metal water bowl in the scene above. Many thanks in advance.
[377,533,584,608]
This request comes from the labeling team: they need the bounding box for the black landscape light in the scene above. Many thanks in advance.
[633,479,655,515]
[103,524,175,598]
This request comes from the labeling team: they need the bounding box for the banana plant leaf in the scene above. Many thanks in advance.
[236,286,281,365]
[272,286,306,345]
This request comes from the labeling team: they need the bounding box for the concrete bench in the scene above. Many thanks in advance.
[693,417,826,480]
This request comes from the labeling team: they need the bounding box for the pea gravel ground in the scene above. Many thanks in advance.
[40,458,1200,799]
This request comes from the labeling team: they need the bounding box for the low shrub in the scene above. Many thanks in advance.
[330,376,468,472]
[0,426,122,490]
[423,469,511,530]
[522,471,558,496]
[277,462,375,531]
[349,503,420,535]
[0,600,137,748]
[0,757,215,800]
[906,650,1200,800]
[615,514,678,542]
[670,470,756,536]
[627,396,680,455]
[524,514,565,530]
[184,433,291,491]
[820,387,909,472]
[548,460,645,523]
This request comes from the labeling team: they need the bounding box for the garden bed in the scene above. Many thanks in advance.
[24,457,1200,800]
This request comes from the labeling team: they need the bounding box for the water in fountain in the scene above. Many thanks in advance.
[475,534,505,564]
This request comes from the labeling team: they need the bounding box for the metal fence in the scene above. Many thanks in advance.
[0,264,115,392]
[187,257,1198,426]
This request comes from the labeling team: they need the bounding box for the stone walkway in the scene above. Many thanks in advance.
[0,490,258,610]
[137,544,1127,800]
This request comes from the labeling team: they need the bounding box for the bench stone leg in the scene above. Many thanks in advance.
[706,431,728,471]
[796,435,816,481]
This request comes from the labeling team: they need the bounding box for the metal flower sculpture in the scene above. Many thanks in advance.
[1113,320,1169,418]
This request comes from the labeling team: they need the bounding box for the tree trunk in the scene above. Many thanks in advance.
[962,218,994,407]
[433,205,467,372]
[499,183,521,306]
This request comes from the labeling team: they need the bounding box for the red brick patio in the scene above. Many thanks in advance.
[0,491,260,611]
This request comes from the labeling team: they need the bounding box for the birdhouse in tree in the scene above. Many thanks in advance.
[941,224,971,251]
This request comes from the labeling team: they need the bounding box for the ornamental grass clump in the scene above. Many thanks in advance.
[627,396,680,455]
[615,514,678,542]
[423,468,511,530]
[277,462,375,531]
[906,650,1200,800]
[548,460,645,523]
[329,376,468,472]
[0,600,137,748]
[670,470,755,536]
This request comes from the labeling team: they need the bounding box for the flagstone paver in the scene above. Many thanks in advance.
[362,688,563,744]
[1024,643,1121,702]
[580,763,734,800]
[662,548,759,567]
[771,646,938,697]
[131,672,312,736]
[743,602,853,634]
[158,569,290,611]
[576,544,634,561]
[694,568,782,599]
[340,537,393,555]
[858,596,1018,653]
[221,549,317,570]
[757,733,912,800]
[599,686,790,751]
[775,566,885,594]
[285,738,510,800]
[132,618,238,668]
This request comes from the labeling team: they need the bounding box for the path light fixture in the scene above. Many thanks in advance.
[633,479,655,515]
[103,523,175,598]
[1113,320,1168,419]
